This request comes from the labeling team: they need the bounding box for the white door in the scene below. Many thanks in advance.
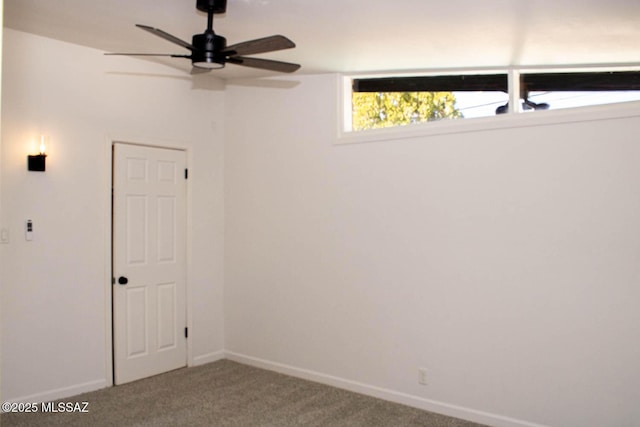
[113,143,187,385]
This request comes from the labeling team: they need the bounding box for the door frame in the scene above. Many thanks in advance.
[103,136,193,387]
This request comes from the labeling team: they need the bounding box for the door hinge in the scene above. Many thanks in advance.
[184,327,188,338]
[184,169,188,179]
[112,277,115,285]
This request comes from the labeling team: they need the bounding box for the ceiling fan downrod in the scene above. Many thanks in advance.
[193,0,228,68]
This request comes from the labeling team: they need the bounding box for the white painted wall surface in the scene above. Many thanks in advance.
[224,74,640,427]
[3,27,640,427]
[0,0,5,406]
[0,29,225,401]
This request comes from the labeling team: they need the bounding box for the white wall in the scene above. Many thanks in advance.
[0,29,225,401]
[0,0,5,405]
[224,74,640,427]
[3,27,640,426]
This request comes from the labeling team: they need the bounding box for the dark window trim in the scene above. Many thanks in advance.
[353,71,640,94]
[353,74,507,93]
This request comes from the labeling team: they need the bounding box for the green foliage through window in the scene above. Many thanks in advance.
[352,92,463,131]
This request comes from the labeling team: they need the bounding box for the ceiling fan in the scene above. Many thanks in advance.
[105,0,300,74]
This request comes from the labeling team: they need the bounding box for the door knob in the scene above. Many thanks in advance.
[118,276,128,285]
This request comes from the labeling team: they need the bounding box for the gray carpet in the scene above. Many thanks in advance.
[1,360,488,426]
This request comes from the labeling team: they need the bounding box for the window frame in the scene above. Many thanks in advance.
[337,65,640,144]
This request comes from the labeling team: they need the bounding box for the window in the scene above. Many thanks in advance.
[518,71,640,112]
[351,73,509,131]
[346,69,640,133]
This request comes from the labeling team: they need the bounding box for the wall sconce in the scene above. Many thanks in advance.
[28,135,47,172]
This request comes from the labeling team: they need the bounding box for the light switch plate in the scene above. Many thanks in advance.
[25,220,33,241]
[0,228,9,244]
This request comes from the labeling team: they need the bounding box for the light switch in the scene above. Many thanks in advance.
[26,220,33,241]
[0,228,9,244]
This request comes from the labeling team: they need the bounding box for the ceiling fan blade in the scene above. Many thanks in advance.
[136,24,195,51]
[224,35,295,56]
[104,53,191,58]
[227,56,301,73]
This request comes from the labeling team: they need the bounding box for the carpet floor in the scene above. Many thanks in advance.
[2,359,488,426]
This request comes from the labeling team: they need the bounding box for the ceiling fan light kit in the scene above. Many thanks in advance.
[106,0,300,74]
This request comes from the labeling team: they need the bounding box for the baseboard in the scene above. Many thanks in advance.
[3,350,221,410]
[191,350,225,367]
[3,379,108,409]
[224,351,547,427]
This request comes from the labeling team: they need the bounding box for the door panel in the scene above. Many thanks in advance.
[157,196,177,263]
[126,195,148,265]
[126,287,148,358]
[113,143,187,385]
[157,282,177,350]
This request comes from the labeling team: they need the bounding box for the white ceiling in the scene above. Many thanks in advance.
[4,0,640,80]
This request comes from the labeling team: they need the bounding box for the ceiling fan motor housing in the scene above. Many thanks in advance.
[196,0,226,14]
[192,32,227,68]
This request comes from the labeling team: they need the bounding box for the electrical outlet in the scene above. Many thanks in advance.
[418,368,428,385]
